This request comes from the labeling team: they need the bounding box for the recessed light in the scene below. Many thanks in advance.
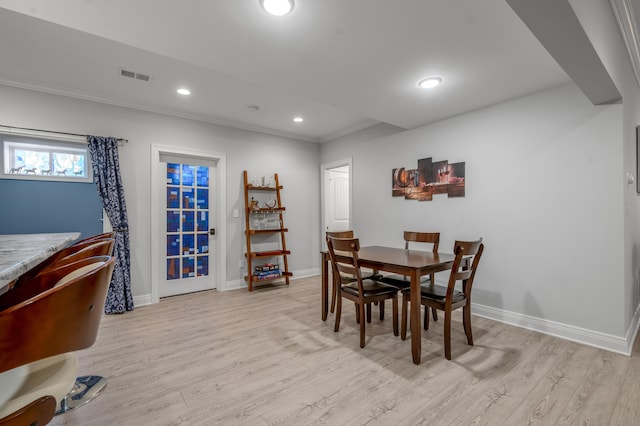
[293,116,304,123]
[177,88,191,95]
[260,0,294,16]
[418,77,442,89]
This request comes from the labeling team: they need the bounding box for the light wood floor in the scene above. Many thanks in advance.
[50,276,640,426]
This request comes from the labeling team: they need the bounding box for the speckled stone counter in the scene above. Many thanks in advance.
[0,232,80,290]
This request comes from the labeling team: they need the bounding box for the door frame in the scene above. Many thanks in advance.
[150,144,227,304]
[320,158,353,250]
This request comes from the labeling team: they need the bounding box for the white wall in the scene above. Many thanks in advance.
[0,84,321,300]
[573,0,640,344]
[322,83,630,352]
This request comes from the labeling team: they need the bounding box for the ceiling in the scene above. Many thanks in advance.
[0,1,628,143]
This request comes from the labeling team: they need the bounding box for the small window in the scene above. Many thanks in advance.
[0,136,92,182]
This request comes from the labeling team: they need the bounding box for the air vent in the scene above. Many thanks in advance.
[119,68,152,82]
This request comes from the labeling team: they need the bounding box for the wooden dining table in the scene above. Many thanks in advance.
[321,245,457,365]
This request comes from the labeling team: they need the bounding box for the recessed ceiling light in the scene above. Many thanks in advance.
[177,88,191,95]
[418,77,442,89]
[260,0,294,16]
[293,116,304,123]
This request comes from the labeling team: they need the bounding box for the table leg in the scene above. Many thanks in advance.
[410,269,421,364]
[321,252,328,321]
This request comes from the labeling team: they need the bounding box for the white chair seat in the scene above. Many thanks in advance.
[0,353,78,418]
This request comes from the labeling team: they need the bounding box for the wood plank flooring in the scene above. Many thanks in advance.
[49,276,640,425]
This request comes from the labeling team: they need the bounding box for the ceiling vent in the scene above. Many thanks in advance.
[119,68,151,82]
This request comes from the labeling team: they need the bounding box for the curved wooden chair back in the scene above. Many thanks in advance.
[58,239,115,263]
[0,255,115,373]
[0,396,56,426]
[12,239,114,289]
[71,232,115,246]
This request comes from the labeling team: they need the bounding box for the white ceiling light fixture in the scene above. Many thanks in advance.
[293,116,303,123]
[418,77,442,89]
[260,0,294,16]
[177,88,191,95]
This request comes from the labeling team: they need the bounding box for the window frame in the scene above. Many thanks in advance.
[0,133,93,183]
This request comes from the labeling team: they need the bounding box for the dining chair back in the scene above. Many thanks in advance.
[0,256,115,423]
[326,230,354,239]
[0,396,57,426]
[400,238,484,360]
[325,230,381,318]
[380,231,441,321]
[70,232,115,247]
[11,238,115,290]
[327,236,398,348]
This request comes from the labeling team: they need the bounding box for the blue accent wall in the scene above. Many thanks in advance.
[0,179,103,239]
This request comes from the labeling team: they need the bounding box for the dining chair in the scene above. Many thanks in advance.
[327,236,398,348]
[70,232,116,247]
[326,231,381,319]
[379,231,440,322]
[400,239,484,360]
[0,255,115,423]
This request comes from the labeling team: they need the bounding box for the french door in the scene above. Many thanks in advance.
[153,150,219,298]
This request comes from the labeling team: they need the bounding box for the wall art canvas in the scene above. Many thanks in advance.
[393,156,465,201]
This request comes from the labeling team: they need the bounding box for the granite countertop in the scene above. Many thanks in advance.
[0,232,81,290]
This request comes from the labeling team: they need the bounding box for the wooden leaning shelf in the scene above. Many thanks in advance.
[243,170,292,291]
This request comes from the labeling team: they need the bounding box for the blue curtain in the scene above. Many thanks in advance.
[87,136,133,314]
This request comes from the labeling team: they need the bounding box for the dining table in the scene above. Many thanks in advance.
[321,245,457,365]
[0,232,80,292]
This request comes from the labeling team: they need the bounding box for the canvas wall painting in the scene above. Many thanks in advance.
[393,156,465,201]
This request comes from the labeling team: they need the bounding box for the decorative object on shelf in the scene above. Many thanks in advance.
[243,170,292,291]
[250,197,259,210]
[392,156,465,201]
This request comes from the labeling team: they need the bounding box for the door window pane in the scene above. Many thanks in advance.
[165,162,210,281]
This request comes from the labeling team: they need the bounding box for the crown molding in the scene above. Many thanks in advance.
[610,0,640,89]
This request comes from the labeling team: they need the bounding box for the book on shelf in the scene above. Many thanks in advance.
[253,271,282,280]
[255,263,280,272]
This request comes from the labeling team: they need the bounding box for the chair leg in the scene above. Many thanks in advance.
[444,310,452,360]
[379,299,385,321]
[355,303,360,324]
[366,303,372,323]
[401,293,408,340]
[392,295,398,336]
[424,306,430,330]
[334,292,342,332]
[463,304,473,345]
[359,301,366,348]
[330,277,337,314]
[429,274,438,322]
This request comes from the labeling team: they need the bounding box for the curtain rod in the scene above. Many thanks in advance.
[0,125,128,144]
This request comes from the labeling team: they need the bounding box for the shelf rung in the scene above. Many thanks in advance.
[245,250,291,258]
[246,228,288,235]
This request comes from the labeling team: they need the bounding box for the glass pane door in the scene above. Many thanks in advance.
[160,160,215,297]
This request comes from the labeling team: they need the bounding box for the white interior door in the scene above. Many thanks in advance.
[158,154,217,298]
[326,166,350,232]
[321,159,352,250]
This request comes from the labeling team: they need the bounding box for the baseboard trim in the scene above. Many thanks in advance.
[472,302,638,356]
[219,268,322,292]
[133,293,153,308]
